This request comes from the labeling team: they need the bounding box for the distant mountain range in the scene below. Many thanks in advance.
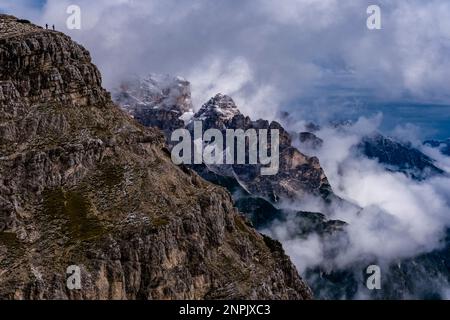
[425,139,450,156]
[358,134,445,180]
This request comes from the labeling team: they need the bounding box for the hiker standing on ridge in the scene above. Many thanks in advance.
[45,24,48,29]
[52,25,55,31]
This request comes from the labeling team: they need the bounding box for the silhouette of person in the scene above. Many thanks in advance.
[52,25,55,31]
[45,24,48,29]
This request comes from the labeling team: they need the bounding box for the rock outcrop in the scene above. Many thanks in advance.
[0,15,312,300]
[357,133,444,180]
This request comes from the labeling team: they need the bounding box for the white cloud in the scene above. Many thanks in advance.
[268,116,450,271]
[4,0,450,115]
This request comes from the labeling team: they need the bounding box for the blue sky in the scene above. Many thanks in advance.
[0,0,45,11]
[29,0,45,8]
[2,0,450,139]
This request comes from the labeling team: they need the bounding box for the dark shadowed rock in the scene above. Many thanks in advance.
[305,122,321,133]
[357,133,444,180]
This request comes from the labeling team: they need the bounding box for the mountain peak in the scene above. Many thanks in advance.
[194,93,241,123]
[206,93,239,110]
[0,14,108,115]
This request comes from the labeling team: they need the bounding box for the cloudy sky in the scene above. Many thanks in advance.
[1,0,450,136]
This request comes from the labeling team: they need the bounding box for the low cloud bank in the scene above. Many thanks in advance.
[263,115,450,298]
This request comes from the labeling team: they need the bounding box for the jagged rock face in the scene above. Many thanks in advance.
[357,133,444,180]
[188,94,332,202]
[0,15,312,300]
[0,17,107,110]
[113,75,193,136]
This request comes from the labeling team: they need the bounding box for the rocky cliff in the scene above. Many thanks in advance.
[0,15,312,300]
